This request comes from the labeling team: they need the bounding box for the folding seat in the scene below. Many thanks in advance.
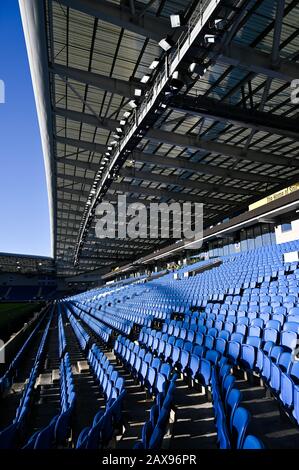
[217,314,226,322]
[221,373,235,402]
[219,363,232,388]
[219,330,230,342]
[152,337,159,353]
[231,407,250,449]
[205,349,220,366]
[240,336,261,371]
[180,349,190,373]
[164,343,173,362]
[266,319,281,331]
[224,322,234,335]
[288,315,299,324]
[162,324,168,334]
[198,325,208,335]
[226,340,240,365]
[196,358,212,387]
[235,324,247,336]
[251,318,264,329]
[226,315,237,324]
[273,306,287,316]
[152,357,161,371]
[208,327,218,338]
[175,338,184,349]
[248,326,262,338]
[261,345,283,382]
[128,353,136,373]
[204,335,215,350]
[206,319,214,329]
[186,330,195,342]
[237,311,246,319]
[160,363,172,381]
[168,336,176,345]
[280,361,299,409]
[263,328,279,344]
[194,332,204,346]
[226,388,243,432]
[161,333,168,341]
[148,335,154,349]
[189,354,200,380]
[281,330,298,352]
[215,337,227,356]
[144,352,153,365]
[242,435,264,449]
[145,367,157,394]
[215,320,224,332]
[248,311,258,322]
[167,324,174,336]
[173,326,180,337]
[179,328,187,340]
[270,351,292,394]
[139,361,149,386]
[158,340,166,359]
[170,346,181,367]
[193,344,205,357]
[155,373,167,395]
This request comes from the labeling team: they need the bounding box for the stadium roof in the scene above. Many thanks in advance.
[0,253,55,275]
[20,0,299,276]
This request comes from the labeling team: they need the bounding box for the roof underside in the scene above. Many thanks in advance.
[22,0,299,276]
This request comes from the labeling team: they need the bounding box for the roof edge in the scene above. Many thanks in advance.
[19,0,56,258]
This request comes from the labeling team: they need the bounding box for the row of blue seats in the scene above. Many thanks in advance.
[68,303,112,343]
[211,363,264,449]
[58,310,67,358]
[88,344,125,402]
[115,336,176,396]
[76,390,126,449]
[142,318,299,427]
[135,375,177,449]
[0,307,49,394]
[23,353,76,449]
[65,306,90,350]
[0,308,54,448]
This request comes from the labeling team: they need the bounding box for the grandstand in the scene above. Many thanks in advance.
[1,0,299,457]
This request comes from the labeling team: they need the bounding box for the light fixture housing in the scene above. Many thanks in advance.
[159,36,173,51]
[140,74,150,84]
[129,99,137,108]
[149,58,159,69]
[189,62,207,76]
[123,111,131,118]
[120,120,126,126]
[134,88,142,97]
[116,127,122,133]
[170,13,181,28]
[205,34,216,43]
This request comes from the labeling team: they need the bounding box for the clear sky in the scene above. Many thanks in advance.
[0,0,51,257]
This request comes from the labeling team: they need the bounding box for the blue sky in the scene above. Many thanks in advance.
[0,0,51,257]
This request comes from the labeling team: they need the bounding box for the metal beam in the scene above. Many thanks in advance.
[119,168,256,197]
[218,43,299,82]
[169,94,299,141]
[131,151,282,184]
[55,138,281,184]
[147,128,299,168]
[51,63,143,98]
[57,108,299,167]
[56,135,106,155]
[55,107,119,132]
[57,0,170,42]
[57,168,255,197]
[110,182,237,206]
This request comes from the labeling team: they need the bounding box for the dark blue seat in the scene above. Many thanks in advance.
[231,407,250,449]
[242,434,264,449]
